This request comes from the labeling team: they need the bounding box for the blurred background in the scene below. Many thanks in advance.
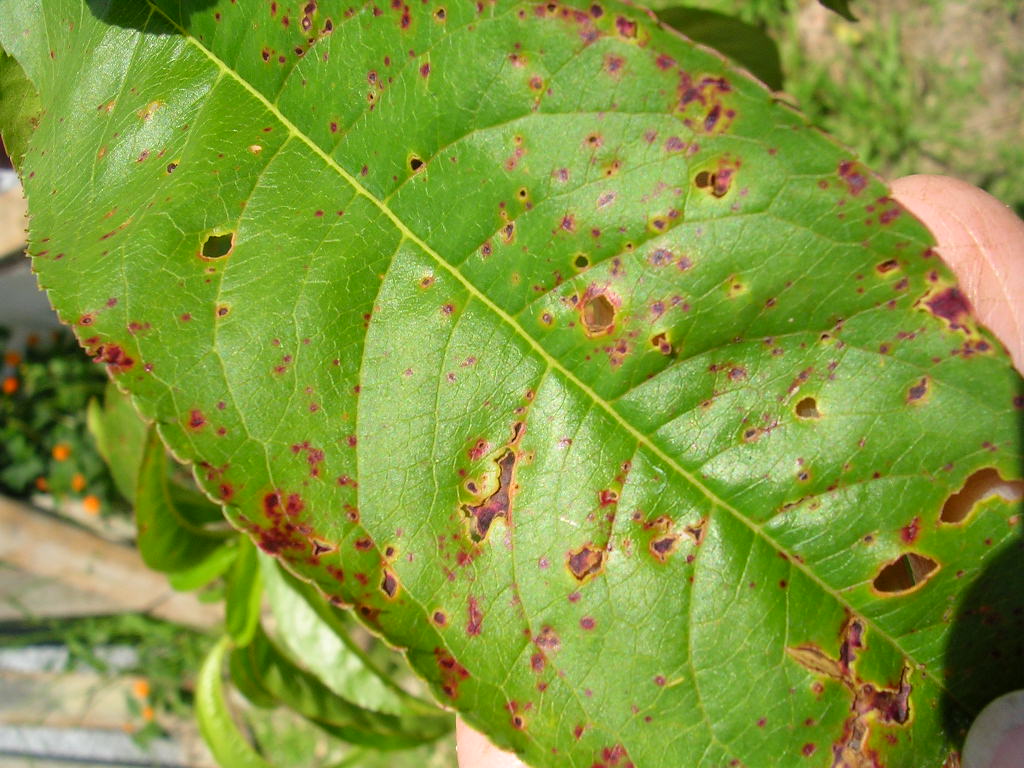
[0,0,1021,765]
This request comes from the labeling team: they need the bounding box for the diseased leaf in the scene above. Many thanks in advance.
[3,0,1022,766]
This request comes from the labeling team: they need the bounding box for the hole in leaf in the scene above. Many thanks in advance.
[517,187,528,200]
[573,253,590,270]
[650,331,672,355]
[581,293,615,336]
[940,468,1024,524]
[695,170,714,189]
[200,232,234,259]
[795,397,820,419]
[409,155,424,172]
[873,552,939,594]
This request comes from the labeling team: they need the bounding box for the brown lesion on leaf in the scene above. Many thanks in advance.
[461,449,517,541]
[788,615,912,765]
[567,544,605,582]
[693,160,737,198]
[837,160,869,196]
[683,518,706,546]
[673,71,735,136]
[940,467,1024,524]
[533,625,560,652]
[906,377,929,404]
[86,340,135,374]
[380,569,399,599]
[311,538,334,556]
[915,284,980,338]
[466,595,483,636]
[500,221,516,244]
[434,648,470,699]
[648,534,680,563]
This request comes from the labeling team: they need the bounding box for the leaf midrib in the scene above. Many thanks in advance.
[145,0,952,704]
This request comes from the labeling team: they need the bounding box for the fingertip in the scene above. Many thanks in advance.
[891,174,1024,373]
[456,718,529,768]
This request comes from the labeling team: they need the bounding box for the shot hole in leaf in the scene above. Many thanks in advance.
[795,397,820,419]
[940,467,1024,524]
[873,552,939,594]
[573,253,590,270]
[409,155,425,172]
[581,293,615,336]
[200,231,234,259]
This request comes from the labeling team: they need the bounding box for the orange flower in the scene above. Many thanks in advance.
[71,473,87,492]
[82,495,101,515]
[3,351,20,367]
[35,476,49,492]
[51,443,71,461]
[141,705,155,722]
[132,679,150,699]
[2,377,17,395]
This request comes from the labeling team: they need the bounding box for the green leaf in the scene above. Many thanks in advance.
[0,47,41,171]
[819,0,857,22]
[87,381,148,502]
[231,627,452,749]
[261,554,438,717]
[167,538,238,591]
[196,636,274,768]
[656,7,783,91]
[135,427,230,573]
[4,1,1022,766]
[225,537,264,647]
[229,638,280,709]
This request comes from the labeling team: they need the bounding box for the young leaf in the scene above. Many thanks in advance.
[819,0,857,22]
[232,627,452,749]
[167,541,238,592]
[225,537,264,647]
[86,381,149,503]
[196,635,274,768]
[135,427,230,573]
[261,554,440,717]
[3,1,1021,766]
